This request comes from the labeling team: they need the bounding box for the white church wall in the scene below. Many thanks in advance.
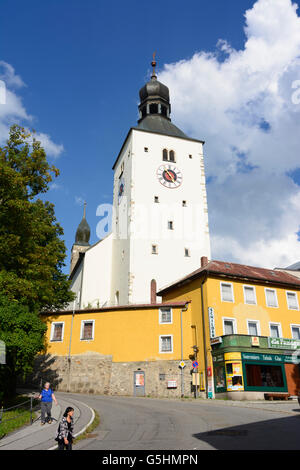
[110,135,133,305]
[80,232,113,308]
[128,129,211,303]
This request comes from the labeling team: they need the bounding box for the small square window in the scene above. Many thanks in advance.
[154,196,159,203]
[152,245,158,254]
[224,320,235,335]
[265,289,278,308]
[182,200,187,207]
[184,248,190,257]
[189,154,192,159]
[81,321,94,341]
[159,308,172,324]
[221,283,234,302]
[144,147,148,152]
[270,324,280,338]
[51,323,64,342]
[287,292,299,310]
[160,335,173,353]
[292,326,300,340]
[244,286,256,305]
[168,221,174,230]
[248,321,259,336]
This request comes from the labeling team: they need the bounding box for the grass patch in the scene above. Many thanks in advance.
[0,395,38,439]
[73,409,100,445]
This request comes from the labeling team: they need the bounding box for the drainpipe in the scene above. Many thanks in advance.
[180,303,189,398]
[200,276,209,398]
[67,295,77,392]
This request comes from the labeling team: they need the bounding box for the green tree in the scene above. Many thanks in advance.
[0,296,46,400]
[0,125,74,396]
[0,124,74,311]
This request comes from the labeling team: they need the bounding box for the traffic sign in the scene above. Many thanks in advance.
[192,361,199,368]
[179,361,186,369]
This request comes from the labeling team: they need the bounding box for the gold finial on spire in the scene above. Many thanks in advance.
[151,51,157,78]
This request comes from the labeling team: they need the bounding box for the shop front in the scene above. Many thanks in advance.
[211,335,300,400]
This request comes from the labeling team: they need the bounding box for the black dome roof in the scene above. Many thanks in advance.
[139,76,170,104]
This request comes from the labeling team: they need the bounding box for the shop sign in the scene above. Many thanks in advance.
[211,337,222,345]
[213,354,224,363]
[251,337,260,347]
[135,373,145,387]
[208,307,216,338]
[268,337,300,350]
[242,352,284,363]
[167,380,177,389]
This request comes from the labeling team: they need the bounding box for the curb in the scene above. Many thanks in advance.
[47,398,95,450]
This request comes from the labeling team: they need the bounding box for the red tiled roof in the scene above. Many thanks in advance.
[157,260,300,295]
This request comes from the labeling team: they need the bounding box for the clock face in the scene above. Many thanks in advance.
[157,164,183,188]
[118,177,125,204]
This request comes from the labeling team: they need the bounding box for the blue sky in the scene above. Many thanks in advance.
[1,0,300,272]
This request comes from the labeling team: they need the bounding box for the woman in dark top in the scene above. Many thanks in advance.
[56,407,75,450]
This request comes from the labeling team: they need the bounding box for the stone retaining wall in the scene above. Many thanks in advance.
[24,353,199,398]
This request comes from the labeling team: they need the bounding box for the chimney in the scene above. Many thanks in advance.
[150,279,157,304]
[201,256,208,267]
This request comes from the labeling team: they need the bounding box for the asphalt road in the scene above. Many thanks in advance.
[63,393,300,450]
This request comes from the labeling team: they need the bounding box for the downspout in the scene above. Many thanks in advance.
[200,275,209,399]
[67,298,76,393]
[180,303,189,398]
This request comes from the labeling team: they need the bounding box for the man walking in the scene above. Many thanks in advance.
[39,382,58,425]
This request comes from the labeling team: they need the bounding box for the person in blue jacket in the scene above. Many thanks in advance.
[38,382,58,425]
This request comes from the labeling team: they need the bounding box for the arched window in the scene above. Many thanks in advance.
[162,149,168,161]
[169,150,175,162]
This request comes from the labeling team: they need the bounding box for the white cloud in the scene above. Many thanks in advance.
[0,61,64,158]
[158,0,300,269]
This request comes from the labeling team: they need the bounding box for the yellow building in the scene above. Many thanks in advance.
[158,257,300,400]
[37,301,200,398]
[37,257,300,400]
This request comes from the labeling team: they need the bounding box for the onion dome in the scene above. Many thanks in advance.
[75,202,90,246]
[138,53,171,123]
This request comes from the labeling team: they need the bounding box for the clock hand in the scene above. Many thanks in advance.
[165,169,175,183]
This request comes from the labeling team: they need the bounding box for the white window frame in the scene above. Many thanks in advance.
[220,282,234,303]
[269,322,282,338]
[243,285,257,305]
[80,319,95,341]
[247,319,261,337]
[50,322,65,342]
[291,324,300,340]
[222,317,237,335]
[286,291,299,310]
[265,288,279,308]
[159,335,173,353]
[159,307,173,325]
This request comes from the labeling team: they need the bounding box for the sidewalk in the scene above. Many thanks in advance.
[0,391,95,450]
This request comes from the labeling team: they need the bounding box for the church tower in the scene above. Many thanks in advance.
[70,202,90,275]
[110,56,211,305]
